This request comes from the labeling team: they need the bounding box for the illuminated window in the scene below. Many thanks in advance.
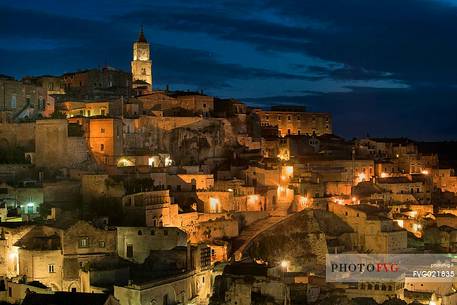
[79,237,89,248]
[99,241,105,248]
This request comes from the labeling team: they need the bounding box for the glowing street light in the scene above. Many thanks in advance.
[298,196,308,207]
[280,260,289,271]
[357,172,367,182]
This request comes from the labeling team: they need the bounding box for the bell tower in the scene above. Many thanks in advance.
[131,26,152,89]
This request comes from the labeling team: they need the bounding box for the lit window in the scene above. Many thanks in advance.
[99,241,105,248]
[79,237,89,248]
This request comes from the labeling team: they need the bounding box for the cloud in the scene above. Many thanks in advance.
[117,0,457,87]
[304,65,394,81]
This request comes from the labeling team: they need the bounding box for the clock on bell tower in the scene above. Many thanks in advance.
[131,26,152,89]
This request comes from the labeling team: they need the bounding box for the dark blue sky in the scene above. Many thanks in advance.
[1,0,457,140]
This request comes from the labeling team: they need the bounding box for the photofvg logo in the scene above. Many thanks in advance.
[331,261,399,273]
[326,254,457,283]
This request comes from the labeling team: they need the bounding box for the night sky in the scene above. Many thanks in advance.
[1,0,457,140]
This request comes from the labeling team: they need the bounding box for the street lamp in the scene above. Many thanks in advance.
[280,260,289,271]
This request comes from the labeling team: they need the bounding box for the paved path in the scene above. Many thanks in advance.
[231,213,294,261]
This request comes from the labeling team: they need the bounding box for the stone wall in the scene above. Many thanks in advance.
[18,249,63,291]
[116,227,187,263]
[253,109,332,136]
[0,122,35,151]
[81,175,125,203]
[61,221,116,256]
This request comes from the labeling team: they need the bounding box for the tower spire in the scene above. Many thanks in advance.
[137,25,147,43]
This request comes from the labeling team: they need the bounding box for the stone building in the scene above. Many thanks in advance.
[116,226,187,263]
[62,67,130,99]
[297,159,375,185]
[22,75,66,95]
[114,244,212,305]
[137,91,214,117]
[88,118,123,164]
[60,100,122,118]
[4,182,44,219]
[424,225,457,252]
[342,281,404,304]
[131,27,152,90]
[166,173,214,192]
[328,202,407,253]
[356,138,418,160]
[122,190,176,226]
[0,76,48,121]
[433,168,457,194]
[34,119,89,169]
[0,223,34,278]
[251,106,332,137]
[210,262,290,305]
[13,220,116,292]
[375,176,425,195]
